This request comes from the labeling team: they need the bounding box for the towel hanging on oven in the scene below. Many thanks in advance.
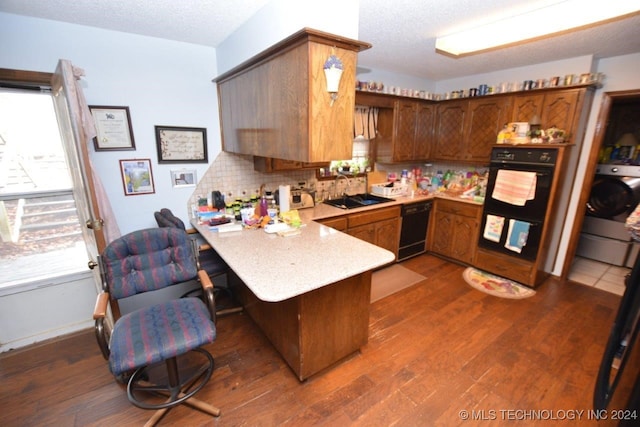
[492,170,537,206]
[505,219,531,253]
[483,214,505,242]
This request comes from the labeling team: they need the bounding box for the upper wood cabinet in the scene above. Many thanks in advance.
[433,96,511,163]
[375,99,435,163]
[433,100,467,161]
[465,96,513,162]
[253,156,328,173]
[511,88,586,143]
[215,28,371,163]
[356,85,594,164]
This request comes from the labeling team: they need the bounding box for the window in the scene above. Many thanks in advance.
[0,88,87,287]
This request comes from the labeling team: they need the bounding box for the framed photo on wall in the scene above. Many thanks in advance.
[171,169,197,188]
[89,105,136,151]
[119,159,155,196]
[155,125,208,163]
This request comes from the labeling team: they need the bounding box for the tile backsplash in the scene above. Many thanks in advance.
[188,152,487,216]
[188,152,315,214]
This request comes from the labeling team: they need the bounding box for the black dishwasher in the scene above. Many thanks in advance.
[398,200,432,261]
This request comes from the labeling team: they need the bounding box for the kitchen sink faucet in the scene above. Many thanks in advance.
[334,173,351,198]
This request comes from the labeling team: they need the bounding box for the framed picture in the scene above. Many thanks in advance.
[171,169,197,188]
[119,159,155,196]
[155,125,208,163]
[89,106,136,151]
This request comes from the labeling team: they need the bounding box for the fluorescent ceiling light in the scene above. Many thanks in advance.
[435,0,640,57]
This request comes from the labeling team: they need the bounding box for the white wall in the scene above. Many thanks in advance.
[0,12,221,236]
[216,0,359,75]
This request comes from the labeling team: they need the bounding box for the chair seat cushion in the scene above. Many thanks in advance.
[109,297,216,376]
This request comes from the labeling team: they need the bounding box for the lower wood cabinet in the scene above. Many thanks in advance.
[316,216,348,231]
[428,198,481,264]
[316,205,400,260]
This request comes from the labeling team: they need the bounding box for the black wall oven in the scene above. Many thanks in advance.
[478,147,559,262]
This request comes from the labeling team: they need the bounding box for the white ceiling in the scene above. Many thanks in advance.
[2,0,639,81]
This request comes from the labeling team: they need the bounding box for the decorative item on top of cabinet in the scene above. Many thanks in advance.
[214,28,371,163]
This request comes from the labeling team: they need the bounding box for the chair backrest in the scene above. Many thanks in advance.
[100,227,198,300]
[154,208,186,230]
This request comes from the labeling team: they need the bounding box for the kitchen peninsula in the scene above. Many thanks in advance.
[192,220,395,380]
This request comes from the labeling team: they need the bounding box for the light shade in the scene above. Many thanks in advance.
[435,1,640,57]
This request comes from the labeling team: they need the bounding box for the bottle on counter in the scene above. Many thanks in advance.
[259,194,268,217]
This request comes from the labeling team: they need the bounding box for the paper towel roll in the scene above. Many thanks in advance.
[279,185,290,213]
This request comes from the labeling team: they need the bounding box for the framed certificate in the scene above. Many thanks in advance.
[90,106,136,151]
[155,125,208,164]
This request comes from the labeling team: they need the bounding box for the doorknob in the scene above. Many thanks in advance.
[86,218,104,230]
[88,260,98,270]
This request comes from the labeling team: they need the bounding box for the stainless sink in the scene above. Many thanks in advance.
[323,193,395,210]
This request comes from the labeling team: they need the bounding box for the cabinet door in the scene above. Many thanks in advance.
[414,102,435,160]
[430,211,454,255]
[348,224,376,245]
[465,96,511,162]
[394,101,418,162]
[540,90,580,136]
[375,218,400,258]
[451,216,478,264]
[511,93,544,123]
[434,100,467,160]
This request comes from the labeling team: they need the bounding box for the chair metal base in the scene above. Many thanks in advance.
[126,348,220,426]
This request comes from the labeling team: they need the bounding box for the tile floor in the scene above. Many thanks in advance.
[569,256,629,296]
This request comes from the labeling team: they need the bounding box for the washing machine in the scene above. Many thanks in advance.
[577,164,640,267]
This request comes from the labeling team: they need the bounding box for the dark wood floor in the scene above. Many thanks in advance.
[0,254,624,426]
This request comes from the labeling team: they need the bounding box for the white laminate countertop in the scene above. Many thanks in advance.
[192,220,395,303]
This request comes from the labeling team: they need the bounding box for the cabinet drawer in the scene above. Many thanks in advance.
[435,199,480,218]
[318,216,348,231]
[474,248,533,285]
[348,206,401,228]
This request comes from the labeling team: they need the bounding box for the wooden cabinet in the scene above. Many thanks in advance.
[316,215,348,232]
[375,100,435,162]
[253,156,328,173]
[511,88,585,143]
[433,96,511,163]
[465,96,512,162]
[358,85,593,165]
[215,28,370,163]
[428,199,482,264]
[347,206,401,260]
[316,205,400,260]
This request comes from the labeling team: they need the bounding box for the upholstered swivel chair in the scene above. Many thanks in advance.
[92,227,221,426]
[154,208,241,316]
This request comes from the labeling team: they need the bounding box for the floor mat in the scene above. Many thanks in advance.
[463,267,536,299]
[371,264,426,303]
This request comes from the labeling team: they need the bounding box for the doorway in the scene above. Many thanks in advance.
[0,87,88,287]
[566,89,640,294]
